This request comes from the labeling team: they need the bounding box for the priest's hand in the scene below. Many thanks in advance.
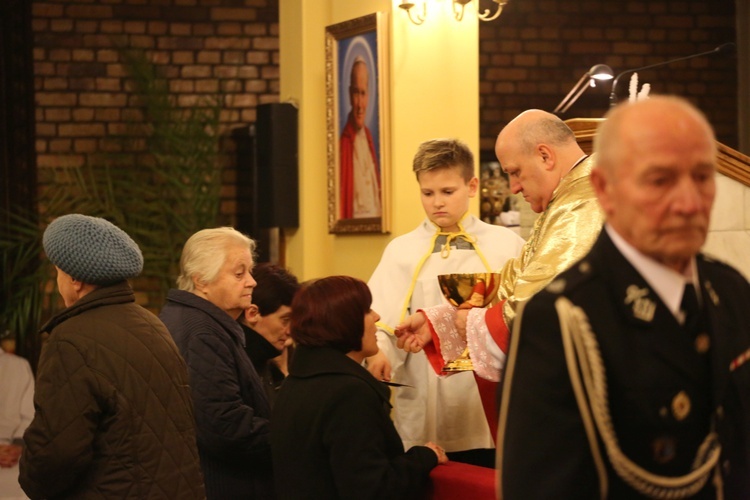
[455,308,470,341]
[395,311,432,353]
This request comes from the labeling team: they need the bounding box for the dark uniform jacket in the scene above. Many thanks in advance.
[499,230,750,499]
[19,282,205,499]
[270,345,438,500]
[160,289,273,500]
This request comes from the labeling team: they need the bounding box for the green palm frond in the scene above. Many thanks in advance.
[1,47,226,351]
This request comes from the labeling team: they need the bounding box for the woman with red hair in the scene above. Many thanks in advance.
[271,276,446,499]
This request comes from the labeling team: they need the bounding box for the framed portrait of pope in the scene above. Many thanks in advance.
[325,12,391,234]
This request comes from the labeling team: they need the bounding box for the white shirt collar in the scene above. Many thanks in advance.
[605,225,699,319]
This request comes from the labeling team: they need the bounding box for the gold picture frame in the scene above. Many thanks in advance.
[325,12,390,234]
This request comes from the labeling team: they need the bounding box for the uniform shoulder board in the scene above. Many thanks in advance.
[700,252,747,279]
[701,252,739,269]
[545,259,596,295]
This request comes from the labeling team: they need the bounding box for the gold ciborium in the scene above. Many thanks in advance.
[436,273,501,372]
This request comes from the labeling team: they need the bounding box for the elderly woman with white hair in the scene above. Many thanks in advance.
[160,227,272,500]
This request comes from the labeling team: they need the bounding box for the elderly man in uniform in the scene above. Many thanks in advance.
[497,96,750,498]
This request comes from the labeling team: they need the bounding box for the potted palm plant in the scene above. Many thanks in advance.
[1,48,225,361]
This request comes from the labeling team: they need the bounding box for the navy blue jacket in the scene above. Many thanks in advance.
[160,289,272,500]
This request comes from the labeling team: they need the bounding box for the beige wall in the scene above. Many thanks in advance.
[704,173,750,281]
[279,0,480,282]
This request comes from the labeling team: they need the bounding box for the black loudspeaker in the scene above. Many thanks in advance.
[232,125,256,236]
[255,102,299,229]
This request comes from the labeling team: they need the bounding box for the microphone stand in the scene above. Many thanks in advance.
[609,43,735,107]
[553,64,613,115]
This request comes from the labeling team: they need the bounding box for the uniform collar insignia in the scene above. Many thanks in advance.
[624,284,656,322]
[704,280,720,306]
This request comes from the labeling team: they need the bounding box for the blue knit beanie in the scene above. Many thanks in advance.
[43,214,143,285]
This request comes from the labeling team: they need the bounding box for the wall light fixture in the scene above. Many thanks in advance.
[399,0,508,26]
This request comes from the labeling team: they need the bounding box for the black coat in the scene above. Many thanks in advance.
[160,289,273,500]
[241,323,288,408]
[499,230,750,499]
[270,345,438,500]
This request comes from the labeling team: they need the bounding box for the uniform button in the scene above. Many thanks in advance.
[723,459,731,475]
[716,405,725,420]
[694,333,710,354]
[671,391,691,421]
[659,406,669,418]
[652,436,676,464]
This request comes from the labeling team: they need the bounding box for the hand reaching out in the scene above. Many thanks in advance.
[365,349,392,381]
[395,311,432,353]
[0,443,22,468]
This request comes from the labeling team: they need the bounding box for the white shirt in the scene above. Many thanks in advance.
[606,224,699,323]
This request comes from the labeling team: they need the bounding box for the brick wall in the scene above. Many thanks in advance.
[31,0,739,224]
[32,0,280,225]
[479,0,738,152]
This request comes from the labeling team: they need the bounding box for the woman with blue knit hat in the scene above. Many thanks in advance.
[19,214,206,499]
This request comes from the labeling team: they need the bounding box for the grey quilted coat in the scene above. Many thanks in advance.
[19,282,206,499]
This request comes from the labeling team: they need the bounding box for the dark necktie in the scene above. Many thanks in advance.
[680,283,701,335]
